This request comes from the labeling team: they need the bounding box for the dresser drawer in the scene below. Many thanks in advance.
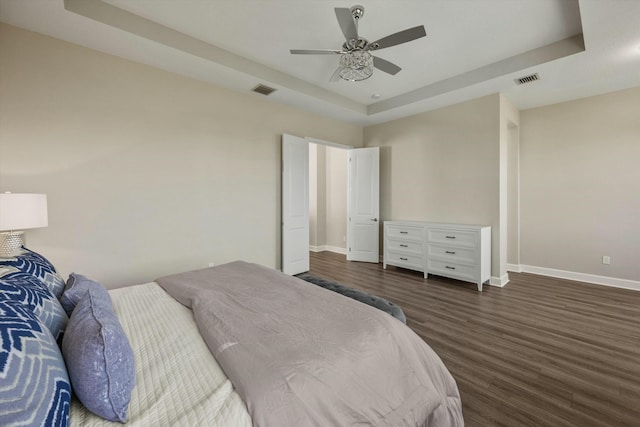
[427,258,476,282]
[427,229,477,247]
[428,244,476,264]
[387,239,425,255]
[386,251,424,271]
[386,225,424,242]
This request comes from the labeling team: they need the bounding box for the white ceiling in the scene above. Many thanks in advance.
[1,0,639,126]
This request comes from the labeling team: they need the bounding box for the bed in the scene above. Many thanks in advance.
[1,250,463,427]
[69,280,251,426]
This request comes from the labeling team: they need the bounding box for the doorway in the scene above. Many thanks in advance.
[309,142,380,263]
[282,135,379,275]
[309,142,350,254]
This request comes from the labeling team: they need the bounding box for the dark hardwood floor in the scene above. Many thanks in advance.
[308,251,640,427]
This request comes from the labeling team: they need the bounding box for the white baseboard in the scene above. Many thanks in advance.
[490,274,510,287]
[509,264,640,292]
[309,245,347,255]
[507,263,522,273]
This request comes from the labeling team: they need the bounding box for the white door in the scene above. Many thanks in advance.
[282,134,309,275]
[347,147,380,262]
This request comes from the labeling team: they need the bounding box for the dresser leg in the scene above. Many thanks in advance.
[477,282,483,292]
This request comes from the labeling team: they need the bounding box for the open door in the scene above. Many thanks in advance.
[282,134,309,275]
[347,147,380,263]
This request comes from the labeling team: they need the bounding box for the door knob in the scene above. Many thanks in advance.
[371,218,378,222]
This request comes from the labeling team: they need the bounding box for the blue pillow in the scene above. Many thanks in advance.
[60,273,112,316]
[0,272,68,344]
[62,287,135,423]
[0,246,65,298]
[0,299,71,427]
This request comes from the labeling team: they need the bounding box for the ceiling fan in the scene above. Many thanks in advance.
[290,5,426,82]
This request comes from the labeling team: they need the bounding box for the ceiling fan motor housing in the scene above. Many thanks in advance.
[343,38,368,51]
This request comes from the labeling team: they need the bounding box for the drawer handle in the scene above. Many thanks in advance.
[400,257,408,261]
[400,231,408,234]
[445,236,456,239]
[445,251,456,254]
[400,244,408,248]
[445,266,456,270]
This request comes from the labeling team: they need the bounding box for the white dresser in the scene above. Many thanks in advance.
[383,221,491,291]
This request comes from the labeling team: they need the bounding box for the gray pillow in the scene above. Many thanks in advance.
[295,273,407,323]
[62,287,135,423]
[60,272,111,316]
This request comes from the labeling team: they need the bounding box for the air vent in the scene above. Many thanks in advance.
[251,84,277,96]
[514,73,540,85]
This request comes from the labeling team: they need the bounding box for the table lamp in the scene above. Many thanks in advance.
[0,193,48,257]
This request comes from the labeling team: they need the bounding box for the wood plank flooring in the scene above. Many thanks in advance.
[307,251,640,427]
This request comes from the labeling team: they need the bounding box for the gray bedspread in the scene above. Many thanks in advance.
[156,261,463,427]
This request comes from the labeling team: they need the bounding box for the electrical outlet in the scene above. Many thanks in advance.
[602,256,610,265]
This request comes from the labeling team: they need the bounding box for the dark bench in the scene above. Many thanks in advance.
[295,273,406,324]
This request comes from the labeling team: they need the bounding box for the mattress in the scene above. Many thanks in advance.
[69,282,251,426]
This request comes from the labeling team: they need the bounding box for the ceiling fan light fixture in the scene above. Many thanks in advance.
[339,50,374,81]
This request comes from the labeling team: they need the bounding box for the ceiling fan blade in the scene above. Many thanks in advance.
[367,25,426,51]
[335,7,358,41]
[373,56,402,75]
[329,67,343,82]
[290,49,343,55]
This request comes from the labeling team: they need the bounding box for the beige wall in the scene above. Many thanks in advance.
[506,122,521,266]
[0,24,362,287]
[309,144,322,247]
[324,146,348,249]
[500,95,520,281]
[309,144,347,251]
[364,94,503,278]
[520,87,640,281]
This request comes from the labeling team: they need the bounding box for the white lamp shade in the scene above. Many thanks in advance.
[0,193,48,231]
